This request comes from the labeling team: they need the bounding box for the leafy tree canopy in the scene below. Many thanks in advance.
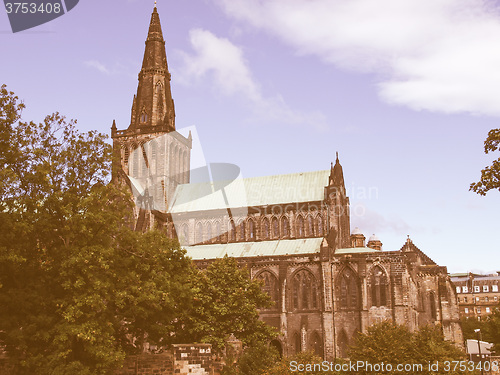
[0,85,193,374]
[348,322,470,375]
[179,256,277,352]
[470,128,500,195]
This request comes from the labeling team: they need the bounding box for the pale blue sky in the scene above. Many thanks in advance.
[1,0,499,273]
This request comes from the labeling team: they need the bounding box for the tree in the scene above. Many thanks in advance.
[261,351,339,375]
[470,128,500,195]
[348,322,470,375]
[0,85,193,374]
[179,256,276,352]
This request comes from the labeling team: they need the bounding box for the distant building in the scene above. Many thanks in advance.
[111,6,464,360]
[451,272,500,320]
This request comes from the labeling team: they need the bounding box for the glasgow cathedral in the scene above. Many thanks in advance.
[111,6,463,361]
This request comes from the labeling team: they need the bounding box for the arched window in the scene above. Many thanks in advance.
[206,222,212,243]
[272,217,279,239]
[338,330,349,358]
[297,216,304,237]
[156,81,162,95]
[310,332,322,357]
[293,332,301,354]
[262,217,270,240]
[240,221,246,241]
[292,269,318,311]
[140,111,148,123]
[430,292,437,320]
[124,146,130,166]
[255,271,279,309]
[229,220,236,242]
[370,266,388,307]
[196,222,203,244]
[338,268,359,310]
[141,143,148,177]
[307,215,314,237]
[249,219,255,240]
[281,216,290,238]
[317,215,323,236]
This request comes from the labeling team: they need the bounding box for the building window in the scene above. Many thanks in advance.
[462,286,468,293]
[477,308,481,314]
[474,286,480,293]
[486,307,491,313]
[140,111,148,123]
[292,269,318,310]
[370,266,388,307]
[181,224,189,245]
[464,297,468,303]
[310,332,322,357]
[495,296,498,301]
[281,216,290,238]
[262,218,269,239]
[297,216,304,237]
[272,217,279,239]
[483,285,489,292]
[255,271,279,309]
[249,219,255,240]
[456,286,461,294]
[293,333,301,354]
[465,308,469,314]
[338,268,359,310]
[476,297,480,302]
[493,285,499,292]
[215,221,221,243]
[485,296,489,302]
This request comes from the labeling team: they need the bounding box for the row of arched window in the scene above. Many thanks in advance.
[182,214,325,245]
[254,266,391,312]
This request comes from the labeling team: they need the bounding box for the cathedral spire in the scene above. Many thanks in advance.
[329,152,345,188]
[129,5,175,132]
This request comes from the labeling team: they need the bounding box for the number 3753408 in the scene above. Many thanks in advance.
[5,2,62,14]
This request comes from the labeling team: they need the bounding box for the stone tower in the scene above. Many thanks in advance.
[325,153,351,249]
[111,6,192,230]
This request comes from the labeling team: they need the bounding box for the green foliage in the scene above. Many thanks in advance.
[0,85,193,374]
[348,322,470,375]
[470,128,500,195]
[179,256,276,352]
[461,305,500,354]
[236,342,279,375]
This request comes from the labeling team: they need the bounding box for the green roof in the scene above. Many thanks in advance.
[184,238,324,260]
[169,170,329,213]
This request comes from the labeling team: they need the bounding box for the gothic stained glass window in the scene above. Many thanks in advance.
[292,269,319,311]
[249,219,255,240]
[281,216,290,238]
[272,217,279,239]
[339,268,359,309]
[297,216,304,237]
[256,271,279,309]
[262,218,270,239]
[371,266,388,307]
[430,293,437,320]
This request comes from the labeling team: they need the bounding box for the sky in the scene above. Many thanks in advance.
[1,0,499,273]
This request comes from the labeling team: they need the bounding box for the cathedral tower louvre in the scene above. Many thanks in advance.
[111,5,192,230]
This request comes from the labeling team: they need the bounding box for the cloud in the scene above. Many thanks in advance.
[351,203,411,236]
[84,60,111,75]
[177,28,326,128]
[215,0,500,117]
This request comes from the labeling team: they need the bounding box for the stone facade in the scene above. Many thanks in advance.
[111,6,464,361]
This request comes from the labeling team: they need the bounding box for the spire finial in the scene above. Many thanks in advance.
[154,0,157,6]
[336,151,339,163]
